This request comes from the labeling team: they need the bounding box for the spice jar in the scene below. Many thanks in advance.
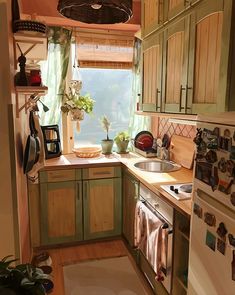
[29,69,41,86]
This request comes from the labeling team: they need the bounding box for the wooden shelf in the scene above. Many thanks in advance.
[14,33,47,69]
[176,276,188,292]
[15,86,48,95]
[15,86,48,118]
[135,111,197,121]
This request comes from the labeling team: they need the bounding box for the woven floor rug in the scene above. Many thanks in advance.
[63,256,149,295]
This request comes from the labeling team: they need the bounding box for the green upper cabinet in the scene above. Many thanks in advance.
[187,0,234,114]
[40,180,83,245]
[142,31,163,112]
[142,0,164,38]
[165,0,190,20]
[162,16,190,113]
[122,171,139,247]
[83,178,122,240]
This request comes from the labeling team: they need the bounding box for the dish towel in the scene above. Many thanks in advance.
[134,201,165,280]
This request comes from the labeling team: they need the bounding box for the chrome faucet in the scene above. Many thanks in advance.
[158,147,170,161]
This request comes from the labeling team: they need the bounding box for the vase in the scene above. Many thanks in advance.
[101,139,114,155]
[70,109,84,121]
[116,140,129,153]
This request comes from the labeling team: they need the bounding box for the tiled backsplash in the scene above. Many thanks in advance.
[152,117,196,139]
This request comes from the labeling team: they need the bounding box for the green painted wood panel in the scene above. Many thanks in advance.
[122,171,139,247]
[162,16,190,114]
[40,180,83,245]
[142,31,163,113]
[83,178,122,240]
[187,0,233,114]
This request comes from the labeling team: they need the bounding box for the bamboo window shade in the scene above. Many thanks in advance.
[74,30,134,69]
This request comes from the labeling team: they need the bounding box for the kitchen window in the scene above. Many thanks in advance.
[73,67,132,147]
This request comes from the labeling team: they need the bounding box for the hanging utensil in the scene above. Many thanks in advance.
[23,111,37,174]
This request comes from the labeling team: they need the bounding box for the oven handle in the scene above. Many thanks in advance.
[140,198,173,233]
[139,198,173,278]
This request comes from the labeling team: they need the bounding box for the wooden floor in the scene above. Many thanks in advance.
[35,239,153,295]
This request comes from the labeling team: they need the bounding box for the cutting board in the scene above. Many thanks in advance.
[170,135,195,169]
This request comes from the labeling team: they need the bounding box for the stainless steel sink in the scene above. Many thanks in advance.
[134,160,181,173]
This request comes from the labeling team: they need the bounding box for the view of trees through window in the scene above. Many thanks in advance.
[74,68,132,147]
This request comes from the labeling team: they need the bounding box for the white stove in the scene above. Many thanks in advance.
[160,183,193,200]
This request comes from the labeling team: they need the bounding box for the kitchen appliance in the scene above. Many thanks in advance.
[137,184,173,293]
[161,183,193,200]
[41,125,61,159]
[188,112,235,295]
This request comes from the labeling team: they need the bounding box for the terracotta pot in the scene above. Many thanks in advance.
[101,139,113,154]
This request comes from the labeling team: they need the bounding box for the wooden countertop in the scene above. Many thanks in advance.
[43,152,193,216]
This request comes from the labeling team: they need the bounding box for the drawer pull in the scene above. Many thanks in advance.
[93,171,111,175]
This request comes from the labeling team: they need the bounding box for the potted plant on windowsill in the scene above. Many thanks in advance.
[114,131,130,154]
[60,87,95,121]
[100,115,113,154]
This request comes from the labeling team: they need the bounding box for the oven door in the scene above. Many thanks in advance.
[136,199,173,294]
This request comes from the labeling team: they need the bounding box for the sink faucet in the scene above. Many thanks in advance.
[158,147,170,161]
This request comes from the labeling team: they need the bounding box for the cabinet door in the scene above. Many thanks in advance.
[142,32,163,112]
[187,0,233,114]
[83,178,122,240]
[122,172,139,247]
[166,0,189,20]
[163,17,190,113]
[40,181,83,245]
[142,0,163,37]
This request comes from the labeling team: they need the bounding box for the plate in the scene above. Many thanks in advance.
[134,131,153,150]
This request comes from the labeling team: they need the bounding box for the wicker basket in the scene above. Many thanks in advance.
[73,146,102,158]
[14,20,47,34]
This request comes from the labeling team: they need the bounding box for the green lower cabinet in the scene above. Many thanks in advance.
[83,178,122,240]
[40,181,83,245]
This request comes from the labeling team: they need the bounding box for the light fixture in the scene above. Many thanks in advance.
[57,0,133,24]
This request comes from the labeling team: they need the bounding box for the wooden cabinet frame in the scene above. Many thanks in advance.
[162,17,190,113]
[142,32,163,112]
[187,0,233,114]
[83,178,122,240]
[40,180,83,245]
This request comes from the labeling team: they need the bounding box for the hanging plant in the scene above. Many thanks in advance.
[60,87,95,121]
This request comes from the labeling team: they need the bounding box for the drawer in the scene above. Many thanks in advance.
[82,166,121,179]
[39,169,81,183]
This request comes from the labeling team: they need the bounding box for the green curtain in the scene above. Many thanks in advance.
[39,26,72,125]
[128,38,150,142]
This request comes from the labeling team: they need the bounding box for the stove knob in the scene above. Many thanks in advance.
[170,185,174,191]
[174,188,179,194]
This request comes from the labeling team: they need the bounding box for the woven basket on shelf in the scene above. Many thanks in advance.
[14,20,47,34]
[73,147,102,158]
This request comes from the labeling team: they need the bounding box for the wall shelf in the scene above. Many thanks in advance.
[15,86,48,118]
[13,32,47,69]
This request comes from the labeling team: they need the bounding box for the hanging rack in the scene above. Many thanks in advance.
[15,86,48,118]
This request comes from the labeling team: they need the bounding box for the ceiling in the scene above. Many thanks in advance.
[20,0,141,32]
